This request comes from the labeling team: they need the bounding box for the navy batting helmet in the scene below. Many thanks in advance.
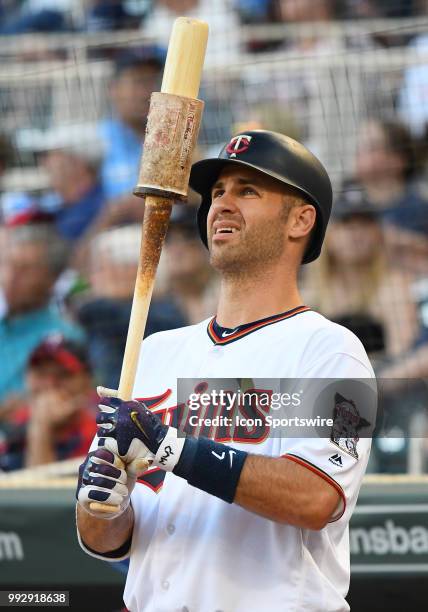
[189,130,333,264]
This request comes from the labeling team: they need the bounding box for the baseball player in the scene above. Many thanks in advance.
[76,130,375,612]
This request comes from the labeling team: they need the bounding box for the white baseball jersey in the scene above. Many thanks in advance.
[80,307,375,612]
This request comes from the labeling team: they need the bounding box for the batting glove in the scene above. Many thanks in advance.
[76,446,135,519]
[96,394,185,472]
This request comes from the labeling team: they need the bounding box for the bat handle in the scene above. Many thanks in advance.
[89,502,120,514]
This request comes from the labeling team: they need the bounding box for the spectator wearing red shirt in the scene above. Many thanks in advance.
[1,335,97,470]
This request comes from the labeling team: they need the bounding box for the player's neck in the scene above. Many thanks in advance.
[216,267,302,328]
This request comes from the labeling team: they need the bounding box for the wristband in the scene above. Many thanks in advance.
[173,437,248,503]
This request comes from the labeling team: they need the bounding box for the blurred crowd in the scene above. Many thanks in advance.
[0,1,426,35]
[0,0,428,474]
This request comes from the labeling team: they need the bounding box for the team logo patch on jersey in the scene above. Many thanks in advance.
[330,392,371,460]
[225,135,252,158]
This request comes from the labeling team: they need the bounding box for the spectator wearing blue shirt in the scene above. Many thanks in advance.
[0,220,83,404]
[40,135,105,241]
[10,124,106,242]
[33,124,106,242]
[96,47,164,228]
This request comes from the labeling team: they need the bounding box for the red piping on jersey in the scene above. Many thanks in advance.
[283,453,346,523]
[135,388,172,409]
[136,467,165,493]
[207,305,311,345]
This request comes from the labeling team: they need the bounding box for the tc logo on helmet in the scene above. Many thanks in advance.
[225,135,253,158]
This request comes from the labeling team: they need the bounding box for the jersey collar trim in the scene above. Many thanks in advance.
[207,305,311,345]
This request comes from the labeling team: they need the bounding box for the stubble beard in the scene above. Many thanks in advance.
[209,216,286,281]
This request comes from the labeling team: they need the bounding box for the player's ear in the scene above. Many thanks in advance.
[288,204,316,240]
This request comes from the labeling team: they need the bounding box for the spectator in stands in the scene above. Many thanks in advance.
[0,0,140,34]
[350,118,428,273]
[25,335,97,467]
[302,191,420,362]
[5,124,106,243]
[34,124,106,242]
[0,0,75,34]
[141,0,241,67]
[163,208,218,324]
[348,0,416,19]
[275,0,341,22]
[354,119,419,214]
[0,219,83,404]
[77,224,186,388]
[344,1,414,46]
[83,0,140,31]
[235,0,271,23]
[0,335,97,471]
[96,47,163,227]
[270,0,382,50]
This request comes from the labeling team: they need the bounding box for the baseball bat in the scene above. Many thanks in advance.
[89,17,208,514]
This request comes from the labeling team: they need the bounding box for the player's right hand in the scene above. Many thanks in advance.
[96,393,185,472]
[76,447,135,519]
[96,386,156,469]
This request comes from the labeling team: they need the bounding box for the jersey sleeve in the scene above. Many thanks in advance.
[282,434,370,522]
[280,326,376,523]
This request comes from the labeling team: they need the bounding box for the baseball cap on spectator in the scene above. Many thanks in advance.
[333,184,379,221]
[28,334,90,375]
[0,192,52,226]
[113,45,166,77]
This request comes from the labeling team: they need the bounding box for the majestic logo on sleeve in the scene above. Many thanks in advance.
[329,453,343,467]
[225,135,253,158]
[330,393,371,460]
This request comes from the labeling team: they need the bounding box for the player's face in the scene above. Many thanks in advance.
[206,166,293,274]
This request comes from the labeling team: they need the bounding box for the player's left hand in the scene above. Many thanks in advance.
[96,389,185,472]
[77,447,133,519]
